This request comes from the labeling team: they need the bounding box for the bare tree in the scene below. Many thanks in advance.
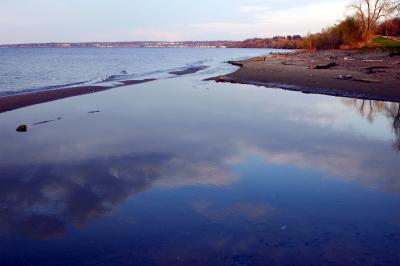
[393,0,400,11]
[349,0,397,43]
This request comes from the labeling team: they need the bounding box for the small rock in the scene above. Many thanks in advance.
[16,125,27,132]
[338,74,352,80]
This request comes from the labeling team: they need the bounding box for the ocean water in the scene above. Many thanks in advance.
[0,48,274,95]
[0,48,399,265]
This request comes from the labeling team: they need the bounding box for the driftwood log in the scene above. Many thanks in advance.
[315,62,337,69]
[226,61,244,67]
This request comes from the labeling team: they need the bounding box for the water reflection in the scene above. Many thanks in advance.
[342,99,400,150]
[0,153,235,239]
[0,78,399,257]
[192,201,276,222]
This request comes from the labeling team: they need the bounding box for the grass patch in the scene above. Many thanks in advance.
[373,36,400,47]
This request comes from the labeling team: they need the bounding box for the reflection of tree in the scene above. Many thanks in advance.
[342,99,400,150]
[386,103,400,150]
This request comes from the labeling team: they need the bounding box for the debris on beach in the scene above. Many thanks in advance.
[363,59,384,63]
[356,78,383,83]
[253,56,267,61]
[338,74,353,80]
[16,125,27,132]
[315,62,337,69]
[364,66,389,74]
[226,61,244,67]
[337,75,382,83]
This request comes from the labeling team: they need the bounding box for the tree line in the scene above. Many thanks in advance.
[303,0,400,50]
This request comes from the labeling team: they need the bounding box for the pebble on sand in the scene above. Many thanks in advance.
[16,125,28,132]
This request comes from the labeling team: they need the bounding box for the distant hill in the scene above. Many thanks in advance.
[0,37,303,49]
[0,41,236,49]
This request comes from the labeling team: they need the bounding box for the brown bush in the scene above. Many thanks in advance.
[302,17,364,50]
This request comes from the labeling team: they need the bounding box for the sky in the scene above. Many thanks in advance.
[0,0,350,44]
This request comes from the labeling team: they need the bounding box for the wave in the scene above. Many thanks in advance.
[1,61,212,97]
[97,61,210,83]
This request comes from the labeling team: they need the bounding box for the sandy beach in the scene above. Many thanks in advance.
[209,49,400,102]
[0,79,156,114]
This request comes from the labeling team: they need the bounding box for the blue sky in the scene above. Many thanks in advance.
[0,0,349,44]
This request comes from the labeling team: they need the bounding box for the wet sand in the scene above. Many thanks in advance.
[0,79,155,114]
[208,50,400,102]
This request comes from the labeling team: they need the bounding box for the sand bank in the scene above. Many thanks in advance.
[0,79,155,114]
[0,64,213,114]
[209,50,400,102]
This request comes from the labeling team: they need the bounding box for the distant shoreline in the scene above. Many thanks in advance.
[0,36,303,49]
[0,41,237,49]
[208,49,400,103]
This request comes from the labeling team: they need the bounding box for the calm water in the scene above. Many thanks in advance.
[0,49,399,265]
[0,48,275,95]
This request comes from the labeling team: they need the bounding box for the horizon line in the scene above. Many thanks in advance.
[0,36,303,46]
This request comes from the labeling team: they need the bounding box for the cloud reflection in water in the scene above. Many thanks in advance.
[0,153,236,239]
[0,79,399,241]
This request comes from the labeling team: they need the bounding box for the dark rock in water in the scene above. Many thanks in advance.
[16,125,27,132]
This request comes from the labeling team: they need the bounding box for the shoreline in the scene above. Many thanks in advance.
[0,79,155,114]
[0,64,213,114]
[208,49,400,102]
[2,49,399,115]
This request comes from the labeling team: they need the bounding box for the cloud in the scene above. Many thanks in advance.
[0,0,351,43]
[239,6,270,13]
[0,16,17,25]
[186,0,348,38]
